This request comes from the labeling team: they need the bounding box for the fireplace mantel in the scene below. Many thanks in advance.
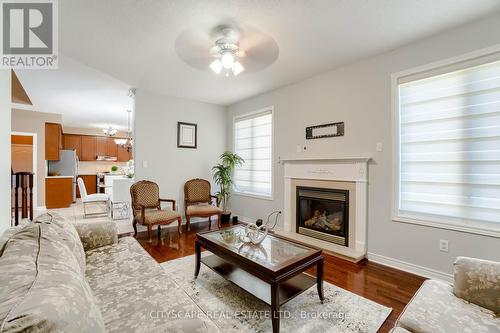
[277,157,370,262]
[279,156,371,163]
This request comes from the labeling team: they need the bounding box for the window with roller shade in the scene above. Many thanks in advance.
[395,54,500,233]
[233,109,273,198]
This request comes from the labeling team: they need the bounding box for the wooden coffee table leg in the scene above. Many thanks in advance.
[194,240,201,278]
[271,281,280,333]
[317,257,324,303]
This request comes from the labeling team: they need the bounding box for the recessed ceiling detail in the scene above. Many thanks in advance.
[175,23,279,76]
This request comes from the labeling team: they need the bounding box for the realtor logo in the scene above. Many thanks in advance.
[1,0,58,68]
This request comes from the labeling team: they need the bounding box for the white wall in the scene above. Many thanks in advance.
[11,109,62,207]
[1,71,12,233]
[226,13,500,279]
[134,90,226,218]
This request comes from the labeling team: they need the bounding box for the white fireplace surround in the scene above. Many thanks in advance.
[277,157,370,262]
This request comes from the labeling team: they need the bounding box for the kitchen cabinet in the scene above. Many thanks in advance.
[117,144,132,162]
[66,133,128,161]
[76,174,97,198]
[45,177,73,208]
[96,136,119,157]
[96,136,108,156]
[45,123,63,160]
[63,134,82,159]
[81,136,96,161]
[106,137,118,157]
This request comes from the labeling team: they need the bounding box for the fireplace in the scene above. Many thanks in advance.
[296,186,349,246]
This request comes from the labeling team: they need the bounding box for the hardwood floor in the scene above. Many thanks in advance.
[134,221,425,333]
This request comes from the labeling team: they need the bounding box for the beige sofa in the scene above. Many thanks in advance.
[0,213,219,333]
[391,257,500,333]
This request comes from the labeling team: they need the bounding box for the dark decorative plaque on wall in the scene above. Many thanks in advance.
[306,122,344,139]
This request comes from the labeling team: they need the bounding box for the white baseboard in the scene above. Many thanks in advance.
[367,252,453,282]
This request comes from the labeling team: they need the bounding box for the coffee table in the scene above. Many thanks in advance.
[194,225,324,333]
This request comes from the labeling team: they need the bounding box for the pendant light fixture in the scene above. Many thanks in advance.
[115,110,133,152]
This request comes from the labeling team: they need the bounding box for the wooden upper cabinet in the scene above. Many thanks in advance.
[71,135,122,161]
[117,145,132,162]
[81,136,97,161]
[106,137,117,157]
[45,122,62,160]
[63,134,81,159]
[95,137,108,156]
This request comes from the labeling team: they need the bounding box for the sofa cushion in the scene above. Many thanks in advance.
[397,279,500,333]
[74,220,118,251]
[35,212,87,275]
[453,256,500,315]
[85,236,219,333]
[0,223,105,333]
[0,223,27,257]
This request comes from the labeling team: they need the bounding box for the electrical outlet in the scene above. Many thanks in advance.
[142,160,148,168]
[439,239,449,252]
[376,142,383,152]
[296,145,302,153]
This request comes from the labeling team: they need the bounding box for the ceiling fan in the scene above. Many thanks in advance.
[209,27,245,76]
[175,23,279,77]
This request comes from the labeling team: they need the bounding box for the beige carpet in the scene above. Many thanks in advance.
[162,254,392,333]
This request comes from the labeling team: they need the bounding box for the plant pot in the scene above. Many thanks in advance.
[220,213,231,225]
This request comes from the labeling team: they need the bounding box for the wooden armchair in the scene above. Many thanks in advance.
[184,178,221,231]
[130,180,182,243]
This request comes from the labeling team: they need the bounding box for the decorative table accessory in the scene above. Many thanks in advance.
[239,211,281,245]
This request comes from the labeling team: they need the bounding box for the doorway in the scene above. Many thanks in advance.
[11,132,37,216]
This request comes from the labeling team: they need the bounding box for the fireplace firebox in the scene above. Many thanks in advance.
[296,186,349,246]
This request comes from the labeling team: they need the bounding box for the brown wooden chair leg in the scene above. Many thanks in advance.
[208,216,211,229]
[157,225,161,237]
[177,217,182,234]
[186,216,191,231]
[147,225,152,243]
[133,220,138,237]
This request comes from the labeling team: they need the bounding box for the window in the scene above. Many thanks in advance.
[233,108,273,199]
[394,53,500,235]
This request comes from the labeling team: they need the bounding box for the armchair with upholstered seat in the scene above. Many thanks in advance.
[130,180,182,243]
[184,178,221,231]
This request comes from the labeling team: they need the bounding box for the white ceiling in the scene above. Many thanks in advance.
[15,0,500,129]
[15,55,133,130]
[58,0,500,106]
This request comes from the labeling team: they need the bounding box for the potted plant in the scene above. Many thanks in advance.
[212,151,244,225]
[111,165,119,173]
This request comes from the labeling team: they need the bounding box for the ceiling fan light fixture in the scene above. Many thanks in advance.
[209,59,222,74]
[221,52,234,69]
[232,61,244,76]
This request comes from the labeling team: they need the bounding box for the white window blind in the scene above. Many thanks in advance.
[233,109,273,198]
[397,57,500,226]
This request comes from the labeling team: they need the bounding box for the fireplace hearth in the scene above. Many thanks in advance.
[296,186,349,246]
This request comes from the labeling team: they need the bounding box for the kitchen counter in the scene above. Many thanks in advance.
[45,175,74,179]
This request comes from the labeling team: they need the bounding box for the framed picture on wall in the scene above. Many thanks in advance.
[177,122,197,148]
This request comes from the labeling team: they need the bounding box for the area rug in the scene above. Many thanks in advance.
[161,254,392,333]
